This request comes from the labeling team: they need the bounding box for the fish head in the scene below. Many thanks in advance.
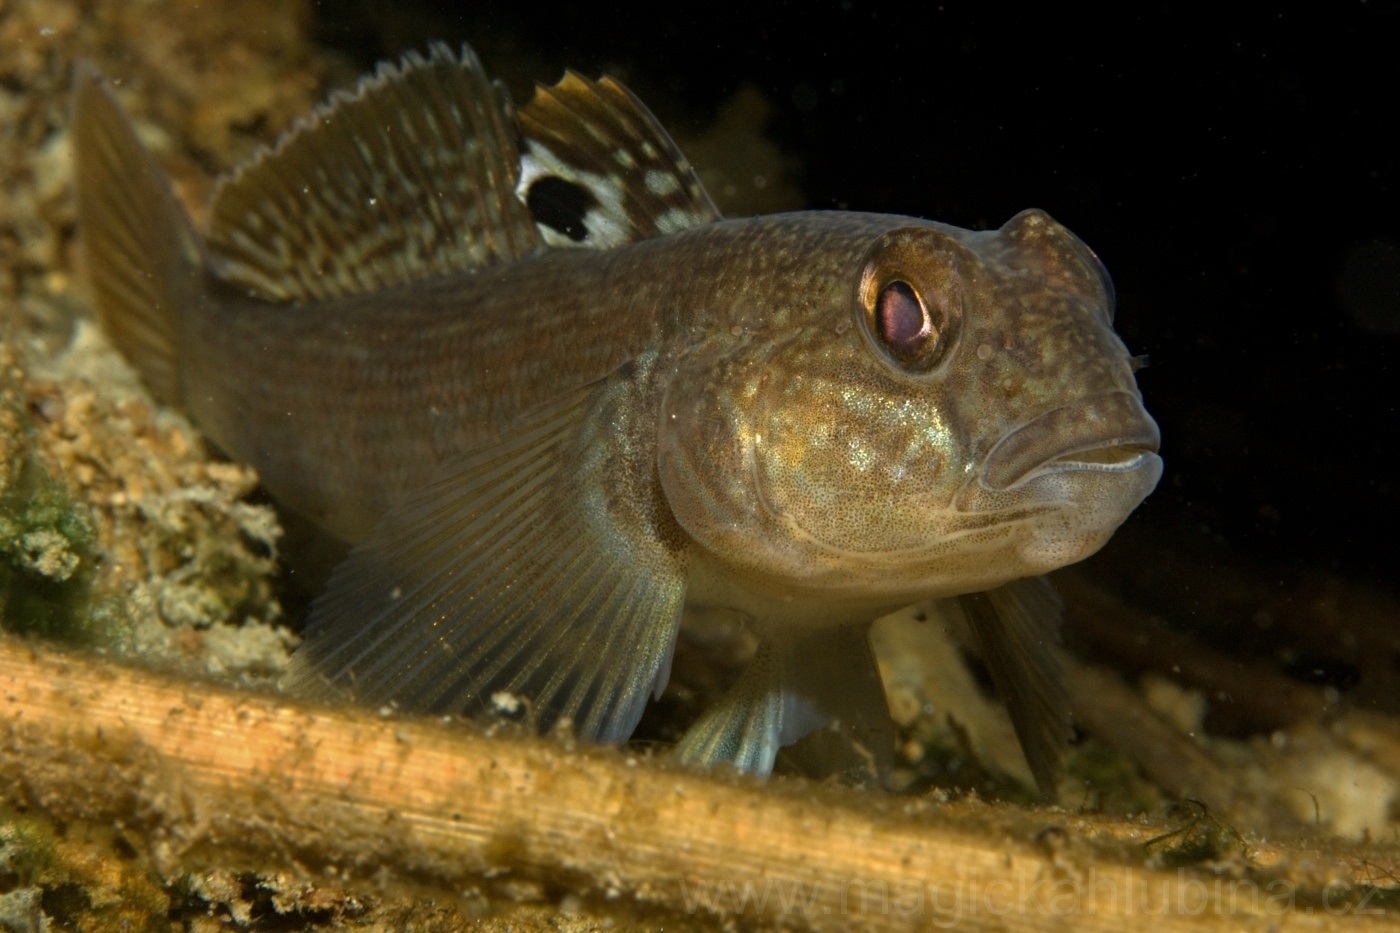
[658,209,1162,604]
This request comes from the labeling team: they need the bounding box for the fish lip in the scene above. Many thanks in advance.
[980,391,1161,491]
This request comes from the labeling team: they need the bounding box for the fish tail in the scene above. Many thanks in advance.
[71,62,205,407]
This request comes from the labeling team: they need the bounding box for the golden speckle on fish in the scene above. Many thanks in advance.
[73,41,1160,793]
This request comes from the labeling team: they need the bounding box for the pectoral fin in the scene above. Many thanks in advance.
[673,625,894,780]
[957,576,1070,798]
[282,378,686,744]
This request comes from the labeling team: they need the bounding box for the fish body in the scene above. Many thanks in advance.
[73,44,1161,791]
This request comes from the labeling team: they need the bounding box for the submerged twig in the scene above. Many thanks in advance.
[1056,573,1333,735]
[1065,660,1264,822]
[1,635,1397,930]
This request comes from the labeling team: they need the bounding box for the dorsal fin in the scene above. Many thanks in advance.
[517,72,722,249]
[205,42,542,303]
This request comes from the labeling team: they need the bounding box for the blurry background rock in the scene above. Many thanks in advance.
[0,0,325,349]
[0,0,308,684]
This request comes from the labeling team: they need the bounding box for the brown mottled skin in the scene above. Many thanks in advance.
[189,209,1157,637]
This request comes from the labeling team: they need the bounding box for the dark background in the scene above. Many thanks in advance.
[312,1,1398,596]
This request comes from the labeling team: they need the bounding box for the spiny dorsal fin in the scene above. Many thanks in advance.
[517,72,722,249]
[206,42,542,303]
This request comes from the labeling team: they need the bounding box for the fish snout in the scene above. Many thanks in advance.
[980,391,1161,491]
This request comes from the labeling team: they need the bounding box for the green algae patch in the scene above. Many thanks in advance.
[0,816,61,888]
[0,356,126,648]
[0,810,171,933]
[0,337,290,680]
[0,450,119,646]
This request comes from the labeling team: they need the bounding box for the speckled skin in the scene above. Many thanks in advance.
[185,208,1159,635]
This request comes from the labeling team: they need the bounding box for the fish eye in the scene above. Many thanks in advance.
[876,281,930,355]
[862,277,949,371]
[855,228,962,373]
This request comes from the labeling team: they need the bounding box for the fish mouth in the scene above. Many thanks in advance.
[981,392,1161,491]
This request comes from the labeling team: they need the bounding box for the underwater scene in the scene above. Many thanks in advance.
[1,0,1396,928]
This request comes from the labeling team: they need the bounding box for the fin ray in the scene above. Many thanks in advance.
[72,63,205,405]
[283,378,687,744]
[673,643,787,774]
[674,626,895,779]
[207,43,542,303]
[958,576,1071,797]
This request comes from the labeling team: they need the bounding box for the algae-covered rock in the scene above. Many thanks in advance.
[0,0,315,682]
[0,814,168,933]
[0,347,106,645]
[0,336,293,681]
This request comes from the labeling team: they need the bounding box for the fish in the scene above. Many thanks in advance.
[72,41,1161,793]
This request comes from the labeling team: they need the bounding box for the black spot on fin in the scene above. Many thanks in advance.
[525,175,597,242]
[518,71,722,249]
[958,576,1071,799]
[206,42,542,303]
[282,376,687,745]
[674,626,894,780]
[71,62,207,406]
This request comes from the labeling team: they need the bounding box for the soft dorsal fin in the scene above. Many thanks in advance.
[205,42,542,303]
[517,71,722,249]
